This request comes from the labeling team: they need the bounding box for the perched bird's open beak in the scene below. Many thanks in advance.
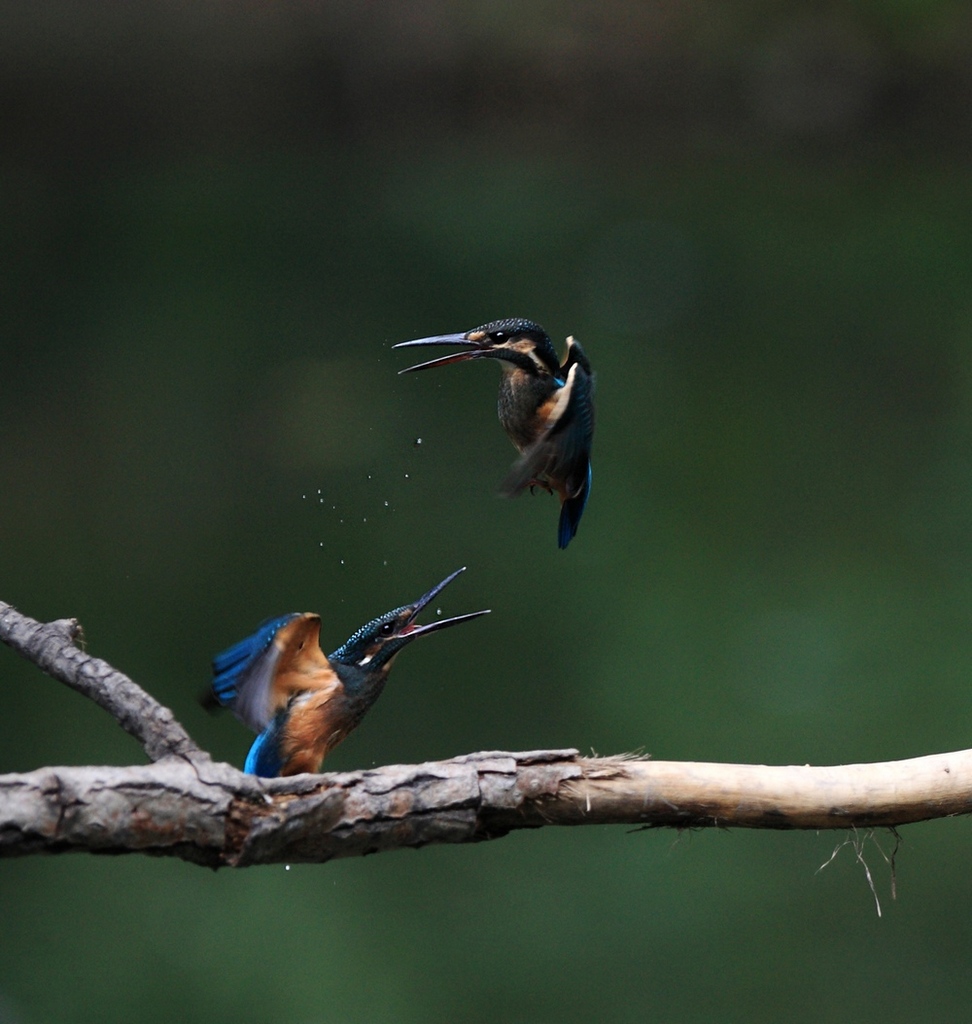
[394,567,490,639]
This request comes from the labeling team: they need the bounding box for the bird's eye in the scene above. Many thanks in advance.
[495,332,506,341]
[379,623,395,636]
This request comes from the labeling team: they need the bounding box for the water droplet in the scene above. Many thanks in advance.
[340,559,345,565]
[404,473,409,479]
[415,437,423,446]
[383,500,389,507]
[436,607,442,616]
[363,517,368,523]
[285,864,291,871]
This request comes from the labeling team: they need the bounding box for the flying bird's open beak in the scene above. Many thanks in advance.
[393,333,493,374]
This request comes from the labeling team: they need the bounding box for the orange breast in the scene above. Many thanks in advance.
[279,685,348,775]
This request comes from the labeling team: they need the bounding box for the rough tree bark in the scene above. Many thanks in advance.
[2,600,971,868]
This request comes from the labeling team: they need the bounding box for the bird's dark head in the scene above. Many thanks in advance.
[394,318,560,376]
[327,567,490,691]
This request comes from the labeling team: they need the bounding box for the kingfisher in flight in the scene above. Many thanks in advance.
[394,318,595,548]
[208,568,489,777]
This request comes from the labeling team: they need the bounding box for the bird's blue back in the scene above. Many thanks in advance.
[243,711,287,777]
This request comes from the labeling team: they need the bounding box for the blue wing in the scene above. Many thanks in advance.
[211,614,298,733]
[244,712,287,777]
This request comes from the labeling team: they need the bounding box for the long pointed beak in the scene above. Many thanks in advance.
[397,567,490,639]
[393,333,491,374]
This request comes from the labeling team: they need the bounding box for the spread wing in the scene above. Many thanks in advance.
[210,614,300,733]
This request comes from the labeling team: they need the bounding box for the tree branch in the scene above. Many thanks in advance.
[2,600,971,867]
[0,601,201,762]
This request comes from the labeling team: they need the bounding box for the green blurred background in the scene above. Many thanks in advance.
[4,3,972,1021]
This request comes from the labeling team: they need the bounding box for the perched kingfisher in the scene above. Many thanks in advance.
[208,568,489,777]
[394,318,595,548]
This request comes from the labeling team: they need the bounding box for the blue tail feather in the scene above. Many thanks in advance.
[558,464,592,549]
